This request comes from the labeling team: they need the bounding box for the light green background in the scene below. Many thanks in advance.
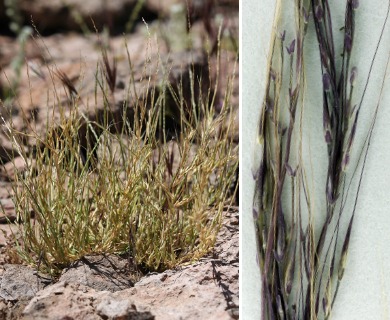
[241,1,390,319]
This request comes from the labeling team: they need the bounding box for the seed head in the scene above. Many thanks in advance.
[286,39,296,55]
[280,30,286,41]
[345,33,353,52]
[350,67,358,86]
[315,5,324,21]
[323,73,331,91]
[352,0,359,9]
[303,7,310,24]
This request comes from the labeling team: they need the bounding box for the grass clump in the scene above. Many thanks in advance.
[1,32,238,276]
[253,0,390,318]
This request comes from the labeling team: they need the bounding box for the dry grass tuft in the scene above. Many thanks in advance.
[1,31,238,277]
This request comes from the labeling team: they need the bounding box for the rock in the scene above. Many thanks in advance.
[0,133,20,166]
[0,298,31,320]
[0,182,13,198]
[22,281,104,320]
[0,35,42,69]
[0,299,8,318]
[17,0,140,34]
[0,223,18,247]
[1,32,208,144]
[127,258,238,320]
[213,210,239,265]
[59,254,135,292]
[0,156,36,182]
[95,293,154,320]
[0,198,16,223]
[22,281,155,320]
[145,0,182,17]
[0,264,51,301]
[0,198,34,224]
[23,258,238,320]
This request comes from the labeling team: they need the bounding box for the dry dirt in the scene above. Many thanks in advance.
[0,1,238,319]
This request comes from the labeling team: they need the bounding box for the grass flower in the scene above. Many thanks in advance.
[253,0,390,318]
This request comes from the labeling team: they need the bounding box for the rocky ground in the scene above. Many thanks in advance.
[0,209,238,319]
[0,0,238,319]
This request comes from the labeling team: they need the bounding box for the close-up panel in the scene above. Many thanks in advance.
[241,0,390,319]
